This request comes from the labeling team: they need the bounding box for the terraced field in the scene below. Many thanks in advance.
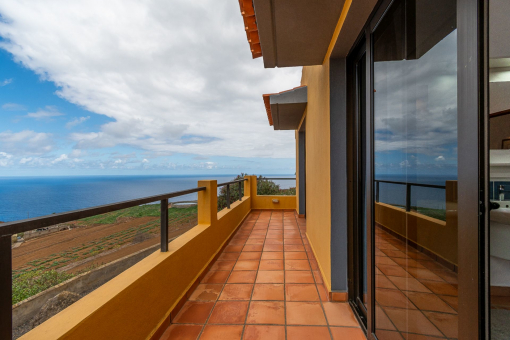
[12,204,198,304]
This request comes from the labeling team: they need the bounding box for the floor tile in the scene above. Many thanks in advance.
[234,260,260,271]
[263,244,284,252]
[286,302,327,325]
[386,276,431,293]
[256,271,284,283]
[173,301,215,324]
[376,306,397,331]
[285,252,308,260]
[211,261,236,271]
[202,271,231,284]
[284,239,303,245]
[200,325,243,340]
[286,326,331,339]
[224,245,244,253]
[405,292,456,314]
[160,324,202,340]
[208,301,249,324]
[228,271,257,284]
[285,271,315,283]
[384,307,443,337]
[244,244,264,252]
[376,275,398,289]
[420,281,458,296]
[323,302,360,327]
[284,244,306,252]
[330,327,366,340]
[238,252,262,260]
[219,284,253,300]
[242,325,285,340]
[438,295,458,311]
[261,252,284,260]
[406,268,444,282]
[252,284,285,301]
[375,289,415,309]
[423,311,458,338]
[285,260,311,271]
[189,284,223,301]
[219,253,241,261]
[285,284,320,301]
[246,301,285,325]
[374,330,403,340]
[259,259,284,270]
[377,265,410,278]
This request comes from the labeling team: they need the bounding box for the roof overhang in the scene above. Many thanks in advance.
[252,0,346,68]
[263,86,307,130]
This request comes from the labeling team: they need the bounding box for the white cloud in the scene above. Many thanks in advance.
[26,106,64,120]
[66,116,90,129]
[435,155,445,161]
[52,154,68,163]
[0,0,301,159]
[0,152,13,166]
[19,157,32,164]
[1,79,12,86]
[0,130,54,155]
[2,103,26,111]
[142,158,149,163]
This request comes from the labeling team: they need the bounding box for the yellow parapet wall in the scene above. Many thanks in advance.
[246,175,297,210]
[20,180,252,340]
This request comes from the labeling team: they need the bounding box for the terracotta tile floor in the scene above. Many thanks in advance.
[374,226,459,340]
[160,210,365,340]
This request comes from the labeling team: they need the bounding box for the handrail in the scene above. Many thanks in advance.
[261,177,296,180]
[0,187,206,237]
[374,179,446,212]
[217,178,247,209]
[0,185,207,339]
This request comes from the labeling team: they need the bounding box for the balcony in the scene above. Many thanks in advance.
[2,176,365,340]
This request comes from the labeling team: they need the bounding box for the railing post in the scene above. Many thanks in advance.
[198,180,217,225]
[375,181,380,203]
[0,235,12,340]
[238,181,242,201]
[226,184,231,209]
[406,183,411,212]
[160,199,168,252]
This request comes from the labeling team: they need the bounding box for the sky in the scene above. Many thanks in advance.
[373,30,458,179]
[0,0,301,176]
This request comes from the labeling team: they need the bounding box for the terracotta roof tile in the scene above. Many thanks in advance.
[238,0,262,59]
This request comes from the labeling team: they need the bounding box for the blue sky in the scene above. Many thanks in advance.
[0,1,301,176]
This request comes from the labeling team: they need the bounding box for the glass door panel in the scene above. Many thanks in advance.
[489,1,510,338]
[372,0,458,339]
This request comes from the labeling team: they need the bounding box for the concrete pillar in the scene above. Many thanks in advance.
[198,180,217,225]
[244,176,257,199]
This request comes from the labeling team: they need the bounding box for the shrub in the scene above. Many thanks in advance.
[217,174,296,210]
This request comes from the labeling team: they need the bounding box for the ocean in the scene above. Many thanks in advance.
[375,174,457,210]
[0,175,296,223]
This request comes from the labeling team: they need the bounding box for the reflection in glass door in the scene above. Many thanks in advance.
[372,0,459,339]
[489,0,510,338]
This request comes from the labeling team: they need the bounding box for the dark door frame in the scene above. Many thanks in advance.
[343,0,486,338]
[347,38,368,330]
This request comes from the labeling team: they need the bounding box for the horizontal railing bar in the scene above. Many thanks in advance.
[374,179,446,189]
[217,179,247,187]
[0,187,206,237]
[261,178,296,180]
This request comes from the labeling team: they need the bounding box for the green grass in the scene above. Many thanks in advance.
[12,270,75,305]
[12,205,199,304]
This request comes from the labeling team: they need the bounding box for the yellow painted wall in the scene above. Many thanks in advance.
[21,181,252,340]
[296,131,300,213]
[300,61,332,290]
[246,175,297,210]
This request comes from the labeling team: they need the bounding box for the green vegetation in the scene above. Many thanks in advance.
[13,205,198,304]
[217,174,296,210]
[12,270,75,305]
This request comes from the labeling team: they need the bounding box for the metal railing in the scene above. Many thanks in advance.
[374,179,446,212]
[217,178,247,209]
[0,186,206,339]
[262,177,297,180]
